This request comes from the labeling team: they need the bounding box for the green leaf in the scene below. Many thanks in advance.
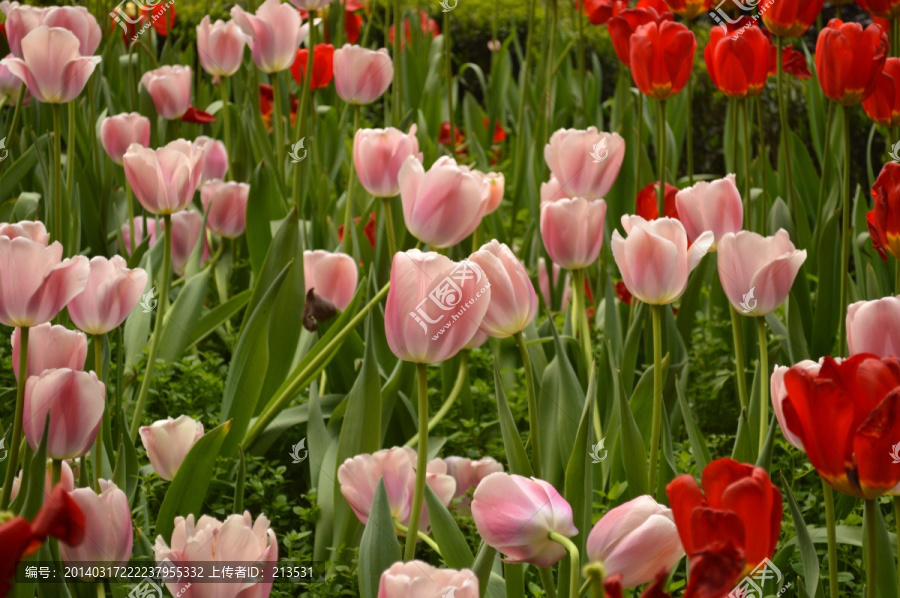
[493,361,533,477]
[675,378,710,472]
[157,270,210,363]
[156,420,232,543]
[16,414,49,518]
[548,326,586,467]
[731,409,753,463]
[245,163,288,278]
[615,368,648,498]
[780,473,819,598]
[358,480,401,598]
[184,288,251,350]
[473,542,499,598]
[425,484,474,569]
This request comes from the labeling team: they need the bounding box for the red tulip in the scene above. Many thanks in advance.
[637,0,672,12]
[636,181,679,221]
[781,354,900,498]
[291,44,335,90]
[867,161,900,261]
[338,211,377,250]
[259,83,299,132]
[863,57,900,126]
[143,0,175,36]
[580,0,626,25]
[767,44,812,79]
[667,458,782,577]
[704,26,769,98]
[629,20,696,101]
[760,0,824,38]
[607,7,671,68]
[815,19,888,106]
[857,0,900,18]
[662,0,712,20]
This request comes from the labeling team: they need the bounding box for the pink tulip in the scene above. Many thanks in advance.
[717,229,807,316]
[100,113,151,166]
[442,456,503,502]
[12,323,87,380]
[67,256,149,335]
[194,136,229,184]
[353,125,422,198]
[303,250,358,311]
[541,176,567,205]
[333,44,393,105]
[0,55,24,100]
[0,238,88,327]
[154,512,278,598]
[0,26,100,104]
[538,257,572,310]
[120,217,158,256]
[770,361,821,451]
[544,127,626,200]
[139,415,205,481]
[399,156,491,248]
[674,174,743,247]
[484,172,505,214]
[231,0,305,73]
[201,180,249,239]
[10,459,74,504]
[2,4,43,58]
[140,65,193,120]
[377,561,479,598]
[23,368,105,460]
[0,220,48,244]
[337,447,456,531]
[123,139,205,215]
[60,480,133,567]
[5,5,100,58]
[471,472,578,567]
[611,215,713,305]
[290,0,331,10]
[470,240,538,338]
[585,495,684,588]
[540,197,608,270]
[847,297,900,357]
[465,328,489,350]
[196,16,249,77]
[165,210,210,275]
[385,250,492,363]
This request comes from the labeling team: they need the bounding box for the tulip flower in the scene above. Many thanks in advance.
[667,458,782,576]
[607,7,672,68]
[704,26,769,98]
[291,44,335,89]
[815,20,888,106]
[10,459,74,504]
[538,258,572,310]
[353,126,422,198]
[0,238,88,328]
[398,156,491,248]
[636,181,679,221]
[855,0,900,19]
[442,456,504,503]
[540,197,608,270]
[377,561,479,598]
[868,162,900,261]
[100,113,151,166]
[469,240,538,338]
[231,0,305,73]
[0,26,100,104]
[847,297,900,357]
[4,5,100,58]
[662,0,711,19]
[0,54,24,101]
[120,217,158,256]
[471,473,578,567]
[674,174,743,247]
[333,44,394,105]
[139,416,205,481]
[139,65,193,120]
[770,360,822,450]
[123,140,206,215]
[154,512,278,598]
[612,215,713,305]
[23,368,105,460]
[193,136,229,185]
[201,180,250,239]
[166,210,209,275]
[781,355,900,498]
[581,0,626,25]
[863,58,900,126]
[303,250,358,311]
[761,0,824,37]
[337,447,456,529]
[196,16,249,77]
[629,21,696,101]
[586,495,684,588]
[544,128,626,200]
[12,323,87,380]
[0,220,48,244]
[59,480,133,567]
[483,172,505,214]
[67,256,148,336]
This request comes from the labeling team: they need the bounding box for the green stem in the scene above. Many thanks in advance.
[341,106,361,249]
[404,362,429,561]
[392,0,402,124]
[741,99,752,228]
[583,563,606,598]
[52,104,62,244]
[540,568,559,598]
[383,197,398,257]
[571,269,592,365]
[634,89,642,201]
[757,317,769,454]
[5,86,25,141]
[815,100,835,250]
[776,36,798,225]
[66,101,76,210]
[542,0,558,146]
[686,63,694,186]
[92,335,105,490]
[730,305,749,410]
[656,99,666,215]
[271,73,286,176]
[220,78,233,180]
[0,326,28,510]
[405,352,467,447]
[444,10,454,156]
[577,0,586,115]
[823,482,839,598]
[514,332,542,478]
[508,0,536,241]
[126,183,136,255]
[648,304,663,496]
[548,531,581,598]
[129,214,172,440]
[838,104,851,356]
[394,520,442,556]
[865,498,878,598]
[756,96,768,231]
[51,459,61,488]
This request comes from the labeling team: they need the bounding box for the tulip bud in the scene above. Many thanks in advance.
[303,250,358,312]
[201,180,250,239]
[67,256,148,335]
[442,456,503,507]
[815,20,887,106]
[139,415,205,481]
[483,172,505,214]
[24,369,105,460]
[353,126,422,198]
[674,174,743,248]
[377,561,479,598]
[0,220,48,244]
[847,297,900,357]
[60,480,133,567]
[100,113,151,166]
[165,210,210,276]
[193,136,229,185]
[0,54,24,102]
[12,323,87,380]
[469,240,538,338]
[629,21,696,100]
[333,44,393,105]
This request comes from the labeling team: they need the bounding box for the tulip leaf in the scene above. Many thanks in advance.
[473,542,499,598]
[871,498,899,598]
[548,325,587,466]
[16,414,49,519]
[780,473,819,598]
[731,408,753,464]
[157,269,210,364]
[811,211,841,358]
[677,252,710,351]
[493,361,533,478]
[112,405,139,502]
[629,353,670,449]
[786,291,810,364]
[756,414,777,472]
[425,484,475,569]
[615,368,648,498]
[358,479,401,598]
[155,420,231,543]
[245,162,288,278]
[313,438,339,562]
[621,301,646,396]
[0,142,38,203]
[675,378,710,472]
[184,288,251,351]
[123,256,154,371]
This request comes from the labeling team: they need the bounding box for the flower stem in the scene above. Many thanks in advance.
[686,63,694,186]
[405,352,467,447]
[540,568,559,598]
[548,530,581,598]
[382,197,398,258]
[542,0,558,146]
[341,106,361,249]
[865,498,878,598]
[634,89,642,200]
[271,72,286,176]
[92,334,105,491]
[392,0,402,124]
[126,184,136,255]
[514,332,542,478]
[220,78,233,181]
[776,36,798,226]
[838,104,851,356]
[6,86,25,143]
[0,326,29,510]
[394,520,442,556]
[756,96,768,230]
[66,101,76,211]
[822,481,839,598]
[730,305,749,411]
[129,213,172,440]
[404,362,429,561]
[741,99,752,228]
[508,0,536,241]
[571,269,592,366]
[648,304,663,496]
[583,563,606,598]
[52,104,63,244]
[757,317,769,453]
[656,99,666,215]
[444,10,454,156]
